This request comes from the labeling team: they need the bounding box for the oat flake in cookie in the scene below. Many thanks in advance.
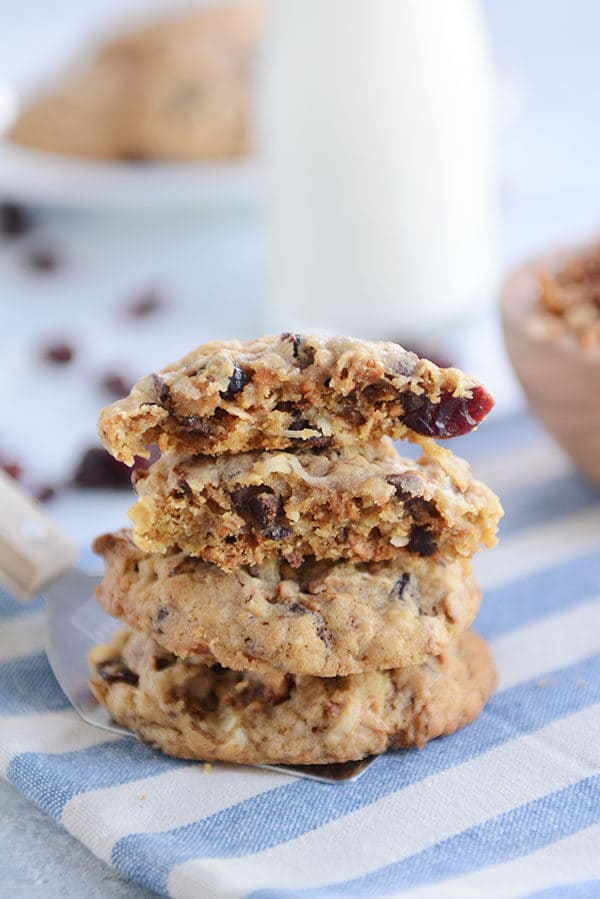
[97,334,494,463]
[129,437,501,568]
[88,628,497,766]
[93,530,481,677]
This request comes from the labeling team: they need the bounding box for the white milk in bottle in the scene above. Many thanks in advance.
[259,0,498,339]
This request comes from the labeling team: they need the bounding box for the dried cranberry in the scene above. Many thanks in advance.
[42,341,75,364]
[124,289,163,319]
[35,485,56,502]
[0,202,32,238]
[2,461,21,480]
[101,372,133,398]
[219,362,248,400]
[27,246,61,273]
[400,386,493,438]
[73,447,132,488]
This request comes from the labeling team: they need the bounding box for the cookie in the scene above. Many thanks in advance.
[111,5,261,161]
[10,4,261,162]
[98,334,494,464]
[93,530,481,676]
[9,54,131,160]
[129,437,501,568]
[88,628,496,766]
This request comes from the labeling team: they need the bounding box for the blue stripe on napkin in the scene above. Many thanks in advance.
[111,653,600,895]
[253,776,600,899]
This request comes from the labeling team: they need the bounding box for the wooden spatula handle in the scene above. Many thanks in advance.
[0,469,77,600]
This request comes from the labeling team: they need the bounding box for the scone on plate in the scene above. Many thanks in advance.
[10,3,262,161]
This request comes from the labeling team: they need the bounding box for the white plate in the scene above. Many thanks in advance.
[0,140,261,210]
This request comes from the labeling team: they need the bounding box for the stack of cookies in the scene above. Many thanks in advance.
[89,334,502,767]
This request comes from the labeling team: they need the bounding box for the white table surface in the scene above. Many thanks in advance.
[3,1,600,895]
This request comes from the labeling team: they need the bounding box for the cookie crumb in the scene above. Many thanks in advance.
[203,763,213,773]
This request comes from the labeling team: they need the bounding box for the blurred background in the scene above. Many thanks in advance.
[2,0,600,544]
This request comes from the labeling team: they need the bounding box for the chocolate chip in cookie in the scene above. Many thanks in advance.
[96,659,139,686]
[407,525,437,557]
[220,362,248,400]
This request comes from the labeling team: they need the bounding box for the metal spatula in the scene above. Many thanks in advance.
[0,471,374,784]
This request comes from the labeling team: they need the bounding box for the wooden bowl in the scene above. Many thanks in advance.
[501,246,600,484]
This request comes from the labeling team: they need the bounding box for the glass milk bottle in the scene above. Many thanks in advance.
[259,0,498,339]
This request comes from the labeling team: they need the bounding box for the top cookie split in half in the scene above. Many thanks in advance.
[98,334,494,463]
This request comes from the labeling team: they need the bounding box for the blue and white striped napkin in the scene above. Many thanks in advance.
[1,414,599,899]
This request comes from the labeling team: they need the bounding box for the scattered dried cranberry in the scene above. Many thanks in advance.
[400,386,494,439]
[0,202,32,238]
[101,372,133,399]
[2,461,21,480]
[27,246,61,273]
[73,447,133,489]
[35,485,56,502]
[124,289,163,319]
[42,341,75,364]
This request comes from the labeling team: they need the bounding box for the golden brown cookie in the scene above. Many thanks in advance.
[89,628,497,766]
[129,438,501,568]
[10,3,262,161]
[98,334,494,464]
[93,530,481,677]
[9,55,131,159]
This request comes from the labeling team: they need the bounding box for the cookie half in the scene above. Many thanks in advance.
[129,438,501,568]
[10,4,261,162]
[93,530,481,677]
[98,334,494,463]
[89,628,496,766]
